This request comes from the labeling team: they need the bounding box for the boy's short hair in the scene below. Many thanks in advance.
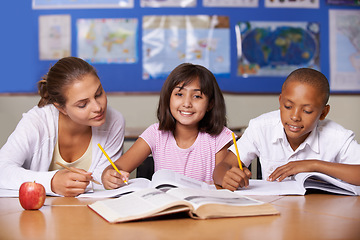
[282,68,330,106]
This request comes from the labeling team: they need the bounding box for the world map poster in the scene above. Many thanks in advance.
[142,15,230,80]
[77,18,138,64]
[236,21,320,77]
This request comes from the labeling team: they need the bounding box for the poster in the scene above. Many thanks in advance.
[265,0,319,8]
[77,18,138,64]
[329,10,360,91]
[142,15,230,80]
[33,0,133,9]
[326,0,360,6]
[203,0,258,7]
[236,21,320,77]
[140,0,196,7]
[39,15,71,60]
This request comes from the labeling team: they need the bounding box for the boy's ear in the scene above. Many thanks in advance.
[53,103,68,116]
[319,105,330,120]
[278,94,282,107]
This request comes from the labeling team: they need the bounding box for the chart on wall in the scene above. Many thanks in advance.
[140,0,196,7]
[203,0,259,7]
[77,18,138,64]
[38,14,71,60]
[329,10,360,91]
[142,15,230,80]
[236,21,320,77]
[265,0,319,8]
[32,0,134,9]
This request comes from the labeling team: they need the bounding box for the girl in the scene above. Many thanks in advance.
[0,57,126,197]
[102,63,233,189]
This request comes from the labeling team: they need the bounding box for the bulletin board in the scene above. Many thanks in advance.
[0,0,359,94]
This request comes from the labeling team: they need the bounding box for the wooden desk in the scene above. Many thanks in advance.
[0,194,359,240]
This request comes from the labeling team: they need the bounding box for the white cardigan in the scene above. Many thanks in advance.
[0,104,125,194]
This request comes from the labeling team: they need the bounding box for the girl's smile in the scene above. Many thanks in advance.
[170,78,209,129]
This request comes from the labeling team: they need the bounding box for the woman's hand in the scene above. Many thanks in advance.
[51,168,92,197]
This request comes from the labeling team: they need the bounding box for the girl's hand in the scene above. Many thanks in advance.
[51,168,92,197]
[268,160,317,182]
[221,166,252,191]
[101,165,129,190]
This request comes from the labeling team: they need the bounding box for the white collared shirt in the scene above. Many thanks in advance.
[229,110,360,180]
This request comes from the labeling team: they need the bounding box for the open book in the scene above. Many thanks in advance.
[88,187,279,223]
[78,169,215,198]
[235,172,360,196]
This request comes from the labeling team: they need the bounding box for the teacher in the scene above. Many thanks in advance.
[0,57,126,196]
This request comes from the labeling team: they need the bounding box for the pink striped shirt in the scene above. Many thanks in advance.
[140,123,233,182]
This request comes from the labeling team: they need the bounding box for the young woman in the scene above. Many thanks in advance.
[0,57,126,196]
[102,63,233,189]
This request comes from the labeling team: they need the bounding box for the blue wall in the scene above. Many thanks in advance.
[0,1,358,94]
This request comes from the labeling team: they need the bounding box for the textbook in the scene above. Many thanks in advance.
[88,187,279,223]
[235,172,360,196]
[78,169,215,198]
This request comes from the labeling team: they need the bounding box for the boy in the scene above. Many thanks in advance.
[213,68,360,191]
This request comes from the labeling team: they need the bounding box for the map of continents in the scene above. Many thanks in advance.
[238,22,319,76]
[77,18,137,63]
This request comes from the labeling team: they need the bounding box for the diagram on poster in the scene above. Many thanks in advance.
[33,0,133,9]
[329,10,360,91]
[39,15,71,60]
[265,0,319,8]
[140,0,196,7]
[142,15,230,80]
[203,0,258,7]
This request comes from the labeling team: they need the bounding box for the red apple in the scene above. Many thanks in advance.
[19,181,46,210]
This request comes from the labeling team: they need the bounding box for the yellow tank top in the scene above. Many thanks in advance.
[49,138,92,171]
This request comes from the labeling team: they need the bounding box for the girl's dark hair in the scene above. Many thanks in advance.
[157,63,227,135]
[37,57,99,107]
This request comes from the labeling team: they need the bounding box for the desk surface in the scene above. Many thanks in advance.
[0,194,359,240]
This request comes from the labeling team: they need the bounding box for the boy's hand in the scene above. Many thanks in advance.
[101,165,129,190]
[221,166,252,191]
[268,160,317,182]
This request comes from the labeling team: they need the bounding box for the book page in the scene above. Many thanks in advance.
[166,188,265,210]
[295,172,360,195]
[77,178,151,198]
[88,188,191,223]
[0,188,19,197]
[150,169,216,190]
[234,179,305,196]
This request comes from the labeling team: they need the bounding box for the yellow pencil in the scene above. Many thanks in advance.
[231,132,243,171]
[97,143,128,185]
[55,161,101,185]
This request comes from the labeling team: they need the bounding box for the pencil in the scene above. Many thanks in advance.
[97,143,128,185]
[231,132,243,171]
[55,161,101,185]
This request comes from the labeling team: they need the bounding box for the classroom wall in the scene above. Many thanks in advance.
[1,94,360,150]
